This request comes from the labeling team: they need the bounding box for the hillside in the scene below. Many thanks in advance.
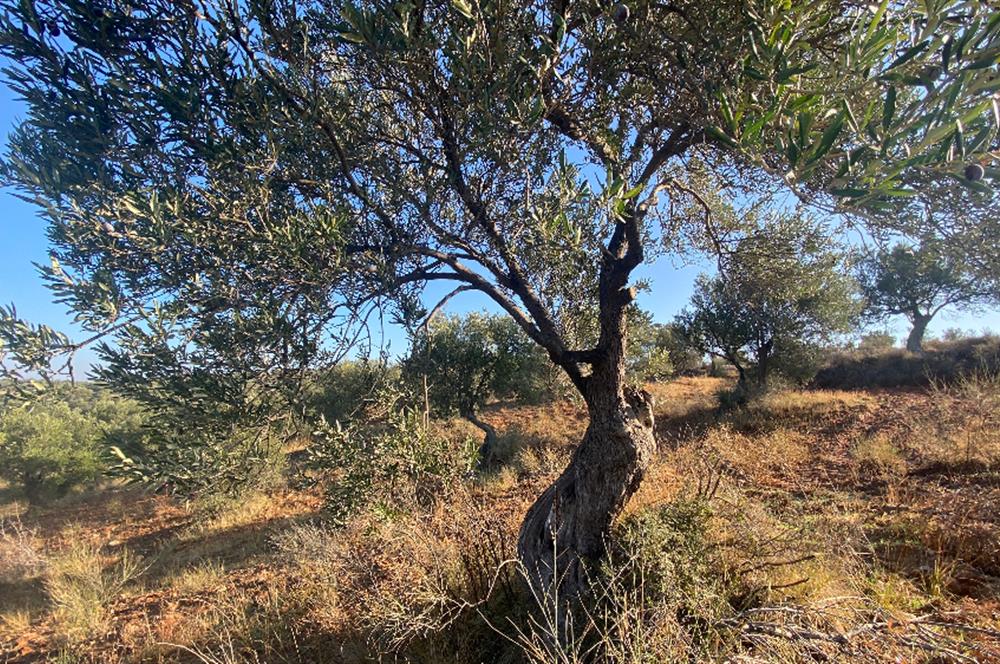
[2,376,999,663]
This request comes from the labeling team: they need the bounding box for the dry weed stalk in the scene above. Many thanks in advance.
[0,515,44,579]
[721,599,1000,663]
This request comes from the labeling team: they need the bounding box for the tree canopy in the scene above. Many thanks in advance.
[677,214,859,391]
[402,312,549,464]
[859,239,996,351]
[628,318,703,381]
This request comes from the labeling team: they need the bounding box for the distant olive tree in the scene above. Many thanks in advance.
[402,312,549,466]
[0,384,146,502]
[856,331,897,354]
[629,318,704,382]
[678,216,860,394]
[861,171,1000,305]
[859,240,995,352]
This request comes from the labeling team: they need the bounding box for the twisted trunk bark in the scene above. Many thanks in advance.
[756,340,773,389]
[906,313,931,353]
[517,372,656,601]
[514,191,660,609]
[735,363,748,389]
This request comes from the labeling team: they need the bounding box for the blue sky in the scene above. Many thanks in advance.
[1,83,998,377]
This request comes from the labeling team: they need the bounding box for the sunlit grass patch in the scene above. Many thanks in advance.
[187,492,280,537]
[45,542,144,643]
[908,369,1000,467]
[696,424,812,486]
[728,388,876,431]
[853,433,907,484]
[167,560,229,596]
[0,516,45,581]
[0,608,33,638]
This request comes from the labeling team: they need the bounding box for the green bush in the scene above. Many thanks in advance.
[0,402,101,501]
[402,313,555,414]
[300,385,476,525]
[304,360,401,426]
[0,384,147,502]
[856,331,897,354]
[614,499,720,605]
[629,322,705,382]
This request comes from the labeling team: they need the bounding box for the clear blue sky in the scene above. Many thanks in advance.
[2,84,997,377]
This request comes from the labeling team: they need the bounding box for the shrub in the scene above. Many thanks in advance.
[0,383,149,502]
[304,360,400,425]
[273,486,520,662]
[299,385,476,524]
[0,383,147,502]
[0,516,44,580]
[856,331,897,354]
[629,321,704,382]
[613,499,724,615]
[852,434,907,484]
[514,493,820,663]
[923,368,1000,466]
[0,402,103,502]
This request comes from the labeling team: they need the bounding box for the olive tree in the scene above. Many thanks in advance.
[0,383,146,501]
[859,240,996,352]
[402,312,549,466]
[677,215,860,392]
[629,318,703,381]
[858,170,1000,305]
[1,0,998,598]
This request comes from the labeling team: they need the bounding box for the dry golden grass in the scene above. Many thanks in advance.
[3,376,1000,663]
[0,516,44,580]
[45,540,145,643]
[702,424,812,485]
[166,560,228,596]
[646,375,728,419]
[853,433,904,472]
[0,609,32,639]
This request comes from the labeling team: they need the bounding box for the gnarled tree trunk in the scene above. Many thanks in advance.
[755,339,773,389]
[517,364,656,601]
[906,313,931,353]
[464,408,499,469]
[515,191,661,609]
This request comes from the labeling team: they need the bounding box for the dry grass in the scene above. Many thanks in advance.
[44,540,145,643]
[727,387,875,433]
[0,609,33,640]
[702,424,812,485]
[271,482,528,660]
[167,560,228,595]
[0,516,44,580]
[918,369,1000,467]
[3,376,1000,663]
[852,433,908,487]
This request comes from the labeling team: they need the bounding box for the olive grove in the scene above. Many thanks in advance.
[1,0,998,601]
